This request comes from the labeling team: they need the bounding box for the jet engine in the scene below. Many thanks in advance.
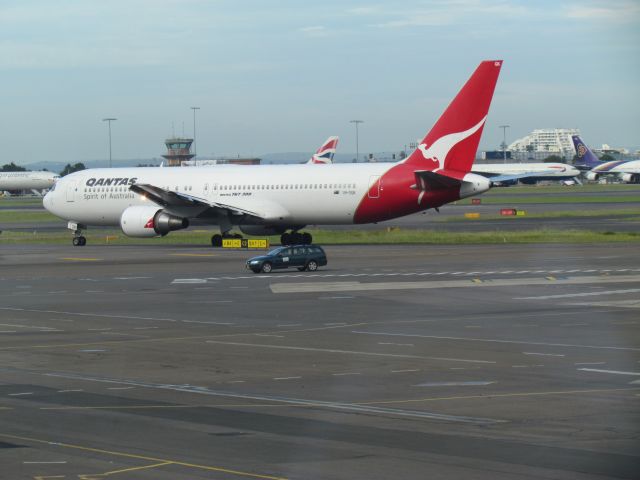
[585,172,599,181]
[620,173,639,183]
[120,206,189,237]
[239,225,288,236]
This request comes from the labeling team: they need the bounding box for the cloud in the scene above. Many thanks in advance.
[565,1,640,23]
[298,25,330,37]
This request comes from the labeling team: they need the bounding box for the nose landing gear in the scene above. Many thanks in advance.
[68,221,87,246]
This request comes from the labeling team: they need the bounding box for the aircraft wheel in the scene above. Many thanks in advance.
[72,237,80,246]
[291,232,303,245]
[211,234,223,247]
[280,233,291,246]
[79,236,86,246]
[302,233,312,245]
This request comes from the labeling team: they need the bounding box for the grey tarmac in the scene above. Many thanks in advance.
[0,242,638,479]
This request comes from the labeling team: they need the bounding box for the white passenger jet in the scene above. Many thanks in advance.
[1,171,58,194]
[45,60,510,247]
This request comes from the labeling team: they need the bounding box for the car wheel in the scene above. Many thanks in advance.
[261,262,272,273]
[306,260,318,271]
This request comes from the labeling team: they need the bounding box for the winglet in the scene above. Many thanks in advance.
[404,60,502,173]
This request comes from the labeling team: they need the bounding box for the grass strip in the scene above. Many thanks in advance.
[1,228,638,246]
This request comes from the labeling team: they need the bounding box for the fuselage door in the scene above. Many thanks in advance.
[66,179,79,202]
[368,175,381,199]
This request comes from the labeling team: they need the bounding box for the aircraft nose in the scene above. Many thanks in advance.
[43,190,53,212]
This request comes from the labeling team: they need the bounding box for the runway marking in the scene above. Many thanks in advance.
[271,275,640,294]
[352,330,640,351]
[107,386,134,390]
[113,276,151,280]
[391,369,420,373]
[254,334,284,338]
[574,362,606,365]
[516,288,640,300]
[205,340,423,359]
[356,387,640,406]
[332,372,361,376]
[8,392,34,396]
[59,257,101,261]
[199,268,640,282]
[273,377,301,381]
[82,461,174,477]
[277,324,301,327]
[0,433,287,480]
[57,389,83,393]
[379,342,414,346]
[38,372,503,424]
[414,381,495,387]
[523,352,565,357]
[578,368,640,376]
[171,278,207,284]
[23,461,67,464]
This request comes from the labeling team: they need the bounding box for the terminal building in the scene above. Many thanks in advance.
[507,128,580,161]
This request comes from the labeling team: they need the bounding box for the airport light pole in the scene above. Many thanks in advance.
[102,118,117,168]
[350,120,364,162]
[191,107,200,158]
[499,125,510,163]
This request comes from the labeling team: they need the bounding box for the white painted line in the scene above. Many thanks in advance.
[352,330,640,352]
[8,392,34,396]
[254,334,284,338]
[227,380,246,384]
[273,376,301,381]
[523,352,565,357]
[332,372,362,376]
[578,368,640,376]
[517,288,640,300]
[23,461,67,464]
[79,349,106,353]
[379,342,414,347]
[113,276,151,280]
[575,362,606,365]
[57,389,83,393]
[391,369,420,373]
[431,356,496,364]
[414,381,495,387]
[172,278,207,284]
[107,386,135,390]
[277,324,301,327]
[0,307,180,323]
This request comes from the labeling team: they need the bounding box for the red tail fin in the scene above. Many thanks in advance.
[404,60,502,173]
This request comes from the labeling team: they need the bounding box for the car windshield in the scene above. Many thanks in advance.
[267,247,284,256]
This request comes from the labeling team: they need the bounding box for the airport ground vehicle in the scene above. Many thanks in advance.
[246,245,327,273]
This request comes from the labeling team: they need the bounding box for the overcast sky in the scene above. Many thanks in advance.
[2,0,639,165]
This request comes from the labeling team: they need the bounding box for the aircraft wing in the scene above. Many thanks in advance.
[130,183,288,220]
[485,171,556,183]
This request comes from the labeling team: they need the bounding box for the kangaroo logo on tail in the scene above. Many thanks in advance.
[417,116,487,171]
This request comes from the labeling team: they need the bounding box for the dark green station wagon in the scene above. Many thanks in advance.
[246,245,327,273]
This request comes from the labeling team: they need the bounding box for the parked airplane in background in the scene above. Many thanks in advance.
[305,133,578,185]
[572,135,640,183]
[45,60,519,247]
[0,171,58,194]
[308,136,339,164]
[471,162,580,184]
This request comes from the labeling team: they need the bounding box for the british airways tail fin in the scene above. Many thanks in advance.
[572,135,601,169]
[404,60,502,173]
[308,136,339,164]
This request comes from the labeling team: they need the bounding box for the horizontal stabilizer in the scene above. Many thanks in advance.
[487,171,556,183]
[413,170,463,191]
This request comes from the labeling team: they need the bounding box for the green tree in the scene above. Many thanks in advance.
[1,162,27,172]
[60,162,86,176]
[542,154,564,163]
[599,153,616,162]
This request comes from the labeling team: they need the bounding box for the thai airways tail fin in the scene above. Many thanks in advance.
[572,135,601,170]
[308,136,339,164]
[404,60,502,173]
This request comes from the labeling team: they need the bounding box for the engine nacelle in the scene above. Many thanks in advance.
[239,225,288,236]
[620,173,639,183]
[120,206,189,237]
[585,172,599,181]
[459,173,491,199]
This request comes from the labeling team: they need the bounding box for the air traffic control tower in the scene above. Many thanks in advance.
[162,138,195,166]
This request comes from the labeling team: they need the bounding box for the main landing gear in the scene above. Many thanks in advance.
[72,236,87,246]
[280,232,312,246]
